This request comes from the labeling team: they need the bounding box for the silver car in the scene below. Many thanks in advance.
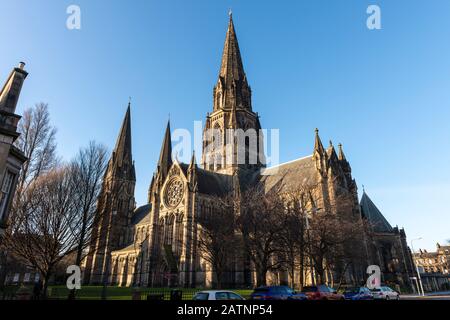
[371,286,400,300]
[193,290,245,300]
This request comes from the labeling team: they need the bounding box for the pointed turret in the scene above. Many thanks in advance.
[338,143,347,161]
[0,62,28,113]
[312,128,328,175]
[157,120,173,179]
[188,150,197,172]
[313,128,326,156]
[338,143,351,176]
[188,151,198,190]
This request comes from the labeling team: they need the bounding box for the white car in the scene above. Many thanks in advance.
[193,290,245,300]
[371,286,400,300]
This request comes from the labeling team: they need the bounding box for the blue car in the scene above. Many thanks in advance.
[250,286,307,300]
[343,287,374,300]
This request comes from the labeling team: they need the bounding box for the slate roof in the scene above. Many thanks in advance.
[131,204,151,225]
[256,155,318,193]
[360,191,393,233]
[112,243,138,254]
[179,163,232,196]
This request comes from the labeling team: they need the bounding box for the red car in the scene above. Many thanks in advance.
[302,285,345,300]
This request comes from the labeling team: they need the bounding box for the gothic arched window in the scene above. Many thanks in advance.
[165,214,175,246]
[174,213,184,257]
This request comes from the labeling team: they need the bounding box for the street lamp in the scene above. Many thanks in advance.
[411,237,425,296]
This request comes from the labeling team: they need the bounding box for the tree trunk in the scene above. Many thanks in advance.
[42,273,51,299]
[256,267,267,287]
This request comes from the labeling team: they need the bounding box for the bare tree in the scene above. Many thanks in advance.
[278,189,311,290]
[68,141,108,299]
[196,193,239,289]
[237,185,285,287]
[2,167,78,297]
[14,103,58,194]
[0,103,58,290]
[306,193,365,287]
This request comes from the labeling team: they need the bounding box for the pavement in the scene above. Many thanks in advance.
[401,291,450,300]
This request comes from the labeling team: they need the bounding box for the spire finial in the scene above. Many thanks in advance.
[315,128,319,135]
[362,184,365,192]
[228,8,232,18]
[128,96,131,108]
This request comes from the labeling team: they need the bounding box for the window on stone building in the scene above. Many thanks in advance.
[165,215,174,246]
[174,214,184,257]
[0,170,15,221]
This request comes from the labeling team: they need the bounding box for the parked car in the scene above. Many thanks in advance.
[250,286,307,300]
[302,285,345,300]
[343,287,374,300]
[370,286,400,300]
[193,290,245,300]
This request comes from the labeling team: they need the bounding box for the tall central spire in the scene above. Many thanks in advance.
[213,13,252,111]
[219,13,246,84]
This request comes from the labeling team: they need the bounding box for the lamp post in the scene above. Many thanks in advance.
[411,237,425,296]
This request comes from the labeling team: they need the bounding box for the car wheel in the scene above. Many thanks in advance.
[396,295,400,300]
[385,296,389,300]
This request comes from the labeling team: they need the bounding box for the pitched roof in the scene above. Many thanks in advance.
[360,191,393,233]
[257,155,318,193]
[179,163,232,196]
[131,204,151,225]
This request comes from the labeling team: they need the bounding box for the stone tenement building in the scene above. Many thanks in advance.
[413,243,450,291]
[83,15,415,289]
[0,63,27,238]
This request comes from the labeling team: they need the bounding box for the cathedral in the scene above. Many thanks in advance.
[83,15,415,290]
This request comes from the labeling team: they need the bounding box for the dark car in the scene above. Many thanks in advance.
[250,286,307,300]
[302,285,344,300]
[343,287,374,300]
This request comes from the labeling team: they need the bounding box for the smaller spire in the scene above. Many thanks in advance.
[313,128,325,155]
[158,120,173,179]
[113,103,132,166]
[228,102,237,128]
[188,150,197,171]
[338,143,347,161]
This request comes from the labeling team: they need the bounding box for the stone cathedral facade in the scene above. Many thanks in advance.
[83,15,415,290]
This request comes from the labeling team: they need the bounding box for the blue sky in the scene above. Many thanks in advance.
[1,0,449,251]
